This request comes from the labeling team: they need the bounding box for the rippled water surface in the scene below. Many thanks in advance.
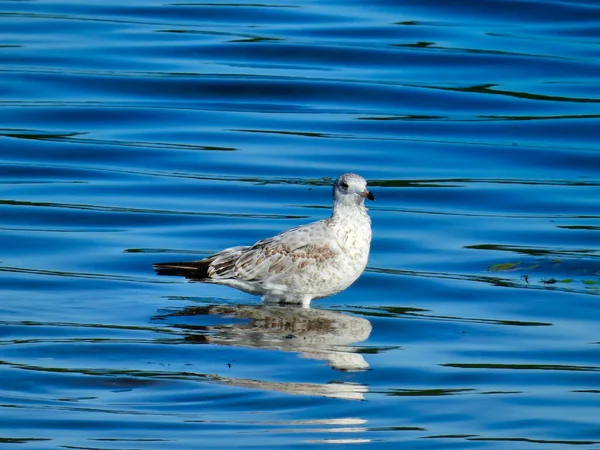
[2,0,600,448]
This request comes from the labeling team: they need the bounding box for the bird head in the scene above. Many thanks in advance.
[333,173,374,206]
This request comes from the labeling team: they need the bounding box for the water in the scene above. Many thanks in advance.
[2,0,600,448]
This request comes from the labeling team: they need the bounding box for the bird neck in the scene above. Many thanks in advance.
[332,198,369,221]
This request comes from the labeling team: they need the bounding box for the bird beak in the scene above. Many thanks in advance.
[361,189,375,201]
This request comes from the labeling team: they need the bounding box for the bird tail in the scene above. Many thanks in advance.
[153,260,211,280]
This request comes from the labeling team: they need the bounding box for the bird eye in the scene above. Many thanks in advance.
[340,182,349,189]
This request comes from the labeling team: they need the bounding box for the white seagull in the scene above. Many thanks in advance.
[153,173,374,307]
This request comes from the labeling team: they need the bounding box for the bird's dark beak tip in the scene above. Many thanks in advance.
[367,192,375,201]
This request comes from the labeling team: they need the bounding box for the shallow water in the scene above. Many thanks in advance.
[2,0,600,448]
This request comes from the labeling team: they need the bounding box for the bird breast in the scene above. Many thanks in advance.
[330,209,371,266]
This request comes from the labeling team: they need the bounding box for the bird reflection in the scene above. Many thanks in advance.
[156,304,372,400]
[164,304,372,371]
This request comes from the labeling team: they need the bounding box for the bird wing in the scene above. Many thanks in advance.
[208,220,340,281]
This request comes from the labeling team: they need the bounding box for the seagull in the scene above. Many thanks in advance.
[153,173,374,307]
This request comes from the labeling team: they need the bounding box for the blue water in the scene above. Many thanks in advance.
[2,0,600,448]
